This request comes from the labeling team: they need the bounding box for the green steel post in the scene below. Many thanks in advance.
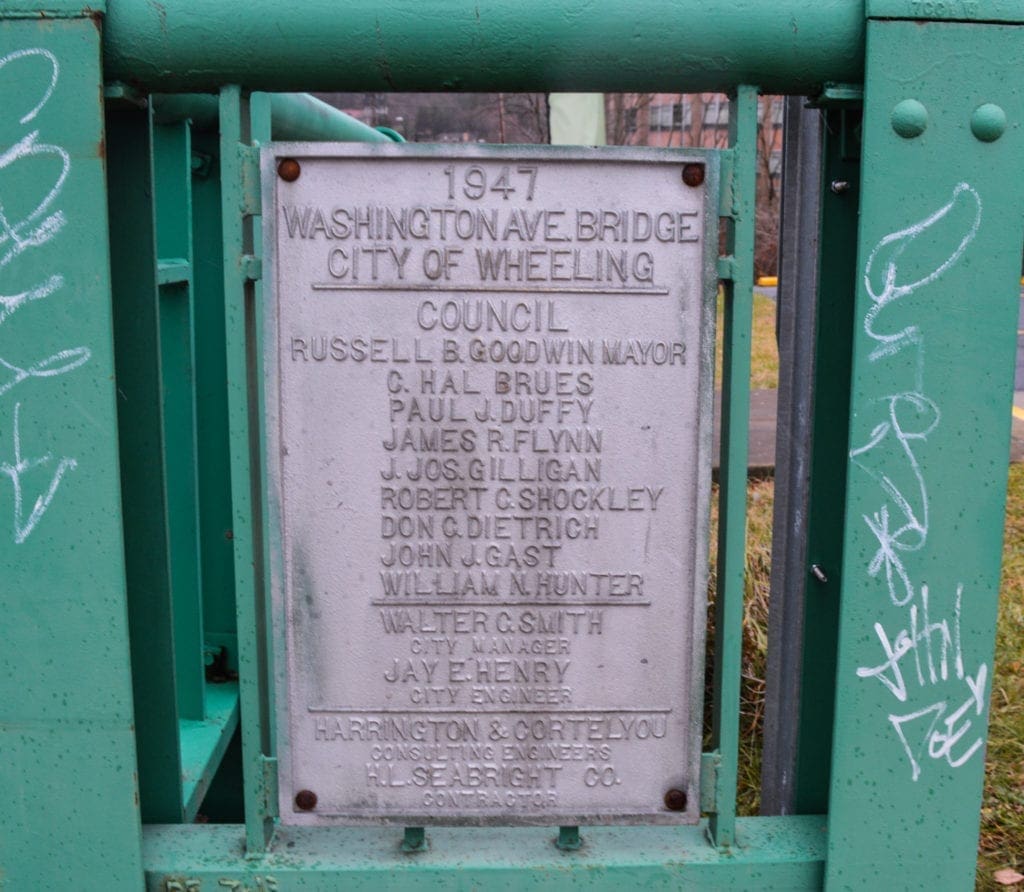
[708,84,758,850]
[107,103,185,823]
[0,10,145,888]
[250,90,279,774]
[102,0,865,94]
[153,117,207,722]
[792,105,861,813]
[190,127,240,671]
[219,85,274,854]
[825,18,1024,888]
[556,825,583,851]
[401,826,429,854]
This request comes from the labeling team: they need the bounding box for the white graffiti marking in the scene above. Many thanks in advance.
[0,402,76,543]
[853,183,988,781]
[0,48,86,543]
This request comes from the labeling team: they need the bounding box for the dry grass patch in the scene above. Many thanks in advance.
[714,291,780,391]
[977,464,1024,888]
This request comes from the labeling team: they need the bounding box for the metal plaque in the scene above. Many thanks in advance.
[263,144,716,825]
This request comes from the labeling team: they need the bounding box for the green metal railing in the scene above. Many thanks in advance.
[2,3,1022,890]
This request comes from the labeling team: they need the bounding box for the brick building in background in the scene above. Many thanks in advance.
[318,91,786,275]
[609,93,785,276]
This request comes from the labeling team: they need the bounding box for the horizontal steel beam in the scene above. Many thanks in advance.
[103,0,865,94]
[151,92,393,142]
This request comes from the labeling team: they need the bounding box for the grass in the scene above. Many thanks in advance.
[714,290,780,391]
[705,479,774,816]
[717,471,1024,881]
[977,463,1024,888]
[715,294,1024,881]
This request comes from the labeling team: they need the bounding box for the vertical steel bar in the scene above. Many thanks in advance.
[825,20,1024,888]
[153,118,206,721]
[0,13,145,887]
[250,90,279,774]
[107,104,185,822]
[219,85,273,853]
[191,127,239,669]
[709,84,758,849]
[791,105,859,814]
[760,96,823,815]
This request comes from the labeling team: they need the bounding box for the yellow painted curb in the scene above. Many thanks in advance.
[756,276,778,287]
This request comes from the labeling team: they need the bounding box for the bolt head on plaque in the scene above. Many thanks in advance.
[278,158,301,182]
[294,789,318,811]
[682,163,705,187]
[664,788,687,811]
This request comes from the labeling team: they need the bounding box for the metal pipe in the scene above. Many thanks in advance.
[268,93,395,142]
[104,1,865,95]
[151,92,394,142]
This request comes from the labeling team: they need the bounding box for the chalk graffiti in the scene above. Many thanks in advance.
[0,48,87,543]
[852,183,988,781]
[0,402,77,543]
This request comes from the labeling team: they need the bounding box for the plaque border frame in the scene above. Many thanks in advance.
[261,143,720,826]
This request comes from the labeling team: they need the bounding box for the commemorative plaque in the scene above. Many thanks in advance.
[263,145,715,825]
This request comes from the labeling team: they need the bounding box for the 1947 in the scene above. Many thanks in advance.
[443,164,538,201]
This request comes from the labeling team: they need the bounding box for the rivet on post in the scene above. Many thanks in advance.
[890,99,928,139]
[278,157,301,182]
[810,564,828,584]
[970,103,1007,142]
[830,180,850,195]
[681,163,705,187]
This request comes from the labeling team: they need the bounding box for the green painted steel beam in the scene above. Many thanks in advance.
[0,14,144,889]
[180,682,241,821]
[152,92,392,143]
[103,0,865,94]
[791,106,859,814]
[108,104,187,824]
[825,19,1024,889]
[708,86,759,850]
[219,86,275,854]
[143,818,827,890]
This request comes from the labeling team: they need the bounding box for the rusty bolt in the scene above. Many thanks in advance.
[664,788,687,811]
[681,163,705,188]
[278,158,301,182]
[295,789,318,811]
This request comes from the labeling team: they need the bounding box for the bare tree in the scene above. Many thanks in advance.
[605,93,654,146]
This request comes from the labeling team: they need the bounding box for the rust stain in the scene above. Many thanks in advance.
[96,137,105,160]
[148,0,168,33]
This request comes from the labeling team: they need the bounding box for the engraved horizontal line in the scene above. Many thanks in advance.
[308,707,673,715]
[369,600,653,608]
[310,283,670,295]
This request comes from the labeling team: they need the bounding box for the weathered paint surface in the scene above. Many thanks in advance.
[826,19,1024,891]
[102,0,864,94]
[0,2,1021,889]
[142,818,827,890]
[0,13,144,890]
